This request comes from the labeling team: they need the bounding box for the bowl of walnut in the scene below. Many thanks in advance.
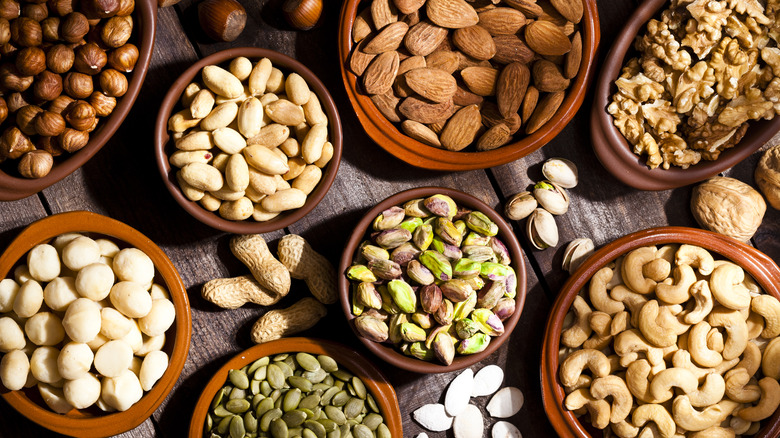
[0,0,155,201]
[591,0,780,191]
[541,226,780,437]
[338,0,600,171]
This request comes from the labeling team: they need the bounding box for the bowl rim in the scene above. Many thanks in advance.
[154,47,343,234]
[0,211,192,438]
[540,226,780,438]
[337,0,602,171]
[589,0,780,191]
[338,186,527,373]
[0,0,157,202]
[187,337,403,438]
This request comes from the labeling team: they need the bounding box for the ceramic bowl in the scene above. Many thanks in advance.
[338,187,527,373]
[154,47,343,234]
[590,0,780,191]
[0,211,191,438]
[540,226,780,437]
[0,0,157,201]
[337,0,601,171]
[188,337,403,437]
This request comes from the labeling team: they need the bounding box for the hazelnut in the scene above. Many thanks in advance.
[18,150,53,178]
[98,68,125,96]
[0,0,19,20]
[0,18,10,45]
[73,42,106,75]
[0,42,17,57]
[47,0,73,16]
[15,46,46,75]
[116,0,133,16]
[107,42,136,72]
[33,70,63,100]
[22,3,48,21]
[88,90,114,116]
[46,43,74,73]
[282,0,323,31]
[34,109,66,136]
[48,94,73,113]
[64,99,95,130]
[0,96,6,123]
[10,17,42,47]
[58,126,88,151]
[60,12,88,42]
[37,134,64,156]
[0,63,33,91]
[100,14,131,48]
[16,104,44,135]
[198,0,246,42]
[40,16,59,41]
[62,71,92,98]
[0,126,34,159]
[6,92,29,112]
[81,0,120,19]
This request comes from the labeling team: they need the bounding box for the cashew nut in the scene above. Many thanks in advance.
[737,377,780,422]
[584,311,613,350]
[611,420,640,438]
[683,280,714,325]
[611,311,630,336]
[676,245,714,276]
[655,244,678,265]
[724,368,761,403]
[686,372,726,407]
[626,360,659,403]
[706,328,725,353]
[615,329,665,367]
[751,294,780,338]
[559,348,611,387]
[639,300,678,347]
[562,295,593,348]
[643,258,671,282]
[655,264,696,305]
[688,427,735,438]
[707,307,748,360]
[671,396,738,431]
[670,349,739,381]
[709,264,751,310]
[729,410,752,435]
[761,337,780,380]
[622,247,658,295]
[611,285,650,327]
[736,341,761,376]
[746,311,765,340]
[632,404,676,438]
[590,375,633,424]
[689,321,723,368]
[649,368,697,403]
[564,388,612,429]
[590,267,625,315]
[607,256,626,290]
[564,374,592,394]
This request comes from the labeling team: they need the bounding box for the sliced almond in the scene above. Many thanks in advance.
[413,403,454,432]
[399,97,456,124]
[440,104,482,151]
[353,7,374,43]
[492,35,535,65]
[370,92,403,123]
[521,85,539,122]
[461,66,499,96]
[401,120,442,147]
[371,0,399,29]
[363,51,400,95]
[452,25,496,61]
[453,404,484,438]
[564,31,582,79]
[452,85,483,106]
[477,123,512,151]
[445,368,474,416]
[504,0,543,17]
[426,0,479,29]
[350,39,378,76]
[393,0,425,14]
[405,68,457,103]
[478,7,527,35]
[526,91,564,134]
[525,20,572,56]
[404,20,449,56]
[363,21,409,54]
[425,50,459,74]
[532,59,570,92]
[551,0,583,24]
[472,365,505,396]
[486,386,524,418]
[497,62,530,118]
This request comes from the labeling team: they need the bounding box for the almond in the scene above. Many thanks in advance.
[426,51,459,74]
[372,0,399,29]
[455,51,492,70]
[402,10,421,26]
[452,85,483,106]
[521,85,539,122]
[492,35,535,65]
[526,91,564,134]
[404,21,449,56]
[551,0,583,24]
[525,20,571,56]
[428,121,445,134]
[398,55,427,75]
[394,74,415,98]
[477,123,511,151]
[350,39,377,76]
[405,68,457,103]
[504,0,543,18]
[482,101,521,134]
[363,21,409,54]
[399,96,456,124]
[477,8,527,35]
[497,62,530,118]
[353,7,374,43]
[564,31,582,79]
[393,0,425,14]
[532,59,570,92]
[426,0,479,29]
[460,66,498,96]
[363,51,400,95]
[452,25,496,61]
[401,119,442,147]
[440,104,482,151]
[371,92,403,122]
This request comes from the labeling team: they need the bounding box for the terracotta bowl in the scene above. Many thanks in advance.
[154,47,343,234]
[338,0,601,171]
[0,0,157,202]
[590,0,780,191]
[338,187,527,373]
[0,211,192,438]
[188,337,403,437]
[540,226,780,437]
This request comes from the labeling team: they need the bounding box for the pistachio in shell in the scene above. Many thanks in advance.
[526,208,559,250]
[562,238,594,274]
[533,180,570,215]
[505,191,537,221]
[542,157,578,189]
[690,176,766,242]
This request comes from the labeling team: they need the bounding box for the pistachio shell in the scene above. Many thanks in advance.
[526,208,558,250]
[542,157,578,188]
[562,238,595,274]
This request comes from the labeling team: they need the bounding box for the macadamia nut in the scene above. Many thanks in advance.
[43,277,79,312]
[27,244,61,282]
[0,279,20,313]
[94,340,133,378]
[138,299,175,337]
[120,320,143,354]
[39,383,74,414]
[112,248,154,287]
[13,280,44,318]
[24,312,65,346]
[139,350,168,391]
[100,307,132,339]
[76,263,115,301]
[109,282,152,318]
[52,233,83,253]
[149,283,170,300]
[101,369,143,412]
[62,298,101,343]
[95,239,120,258]
[86,332,109,352]
[57,342,94,380]
[0,317,26,352]
[30,346,62,384]
[14,265,33,285]
[62,236,101,271]
[135,333,165,357]
[0,350,30,391]
[63,372,101,409]
[128,356,142,377]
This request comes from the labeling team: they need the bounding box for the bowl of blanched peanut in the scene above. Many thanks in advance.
[0,211,191,437]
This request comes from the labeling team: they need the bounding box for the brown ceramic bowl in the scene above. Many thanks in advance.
[154,47,343,234]
[0,0,157,202]
[188,337,403,437]
[338,187,527,373]
[590,0,780,191]
[0,211,191,437]
[338,0,601,171]
[540,226,780,437]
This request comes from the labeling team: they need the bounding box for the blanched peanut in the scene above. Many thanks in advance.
[139,350,168,391]
[44,277,79,311]
[76,263,116,301]
[201,102,238,131]
[94,340,133,377]
[63,372,101,409]
[286,73,311,105]
[170,150,213,168]
[189,89,215,119]
[101,369,143,412]
[292,165,322,195]
[283,157,307,181]
[248,167,277,195]
[0,317,26,352]
[243,144,289,175]
[238,97,264,138]
[168,109,201,133]
[25,312,65,346]
[39,383,74,414]
[27,244,60,282]
[266,67,285,93]
[230,57,252,81]
[245,186,266,203]
[261,188,307,212]
[62,298,101,343]
[180,162,224,192]
[136,333,165,357]
[176,131,214,151]
[0,349,30,391]
[200,193,222,212]
[315,141,334,168]
[279,138,300,157]
[129,356,142,376]
[210,186,245,201]
[30,346,62,384]
[265,99,306,126]
[62,236,101,271]
[181,82,201,107]
[176,171,205,202]
[301,124,327,164]
[57,342,94,380]
[113,248,155,287]
[202,65,244,98]
[0,278,20,313]
[219,197,254,221]
[138,299,175,337]
[274,175,291,191]
[294,121,310,140]
[247,123,289,148]
[226,153,250,192]
[14,280,43,318]
[303,91,328,126]
[110,282,152,318]
[100,307,133,339]
[212,127,246,155]
[253,204,280,222]
[248,57,272,95]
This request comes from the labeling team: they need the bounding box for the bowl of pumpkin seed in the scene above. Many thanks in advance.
[189,337,403,437]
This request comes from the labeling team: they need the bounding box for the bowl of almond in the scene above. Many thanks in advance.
[338,0,599,171]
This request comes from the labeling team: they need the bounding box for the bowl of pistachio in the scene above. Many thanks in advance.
[338,187,526,373]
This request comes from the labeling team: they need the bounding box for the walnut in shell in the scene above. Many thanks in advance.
[755,144,780,209]
[691,176,766,242]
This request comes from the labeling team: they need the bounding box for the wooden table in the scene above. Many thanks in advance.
[1,0,778,436]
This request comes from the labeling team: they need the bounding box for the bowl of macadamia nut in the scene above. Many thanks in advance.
[541,226,780,438]
[154,47,343,234]
[591,0,780,191]
[0,211,191,437]
[0,0,155,201]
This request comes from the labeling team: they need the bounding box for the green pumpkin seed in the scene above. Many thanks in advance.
[299,394,321,410]
[339,424,351,438]
[205,412,213,431]
[303,367,328,384]
[298,407,316,419]
[303,420,327,438]
[334,380,345,390]
[322,376,334,386]
[312,383,330,392]
[254,365,268,381]
[251,379,261,395]
[331,390,350,407]
[362,413,382,431]
[277,360,294,378]
[331,369,353,381]
[351,378,366,400]
[214,404,232,417]
[326,429,341,438]
[289,427,303,437]
[256,397,275,418]
[211,387,226,409]
[270,417,289,438]
[260,408,283,432]
[217,415,233,434]
[229,369,250,390]
[282,410,307,428]
[351,424,372,438]
[366,394,379,413]
[248,357,269,374]
[318,418,338,432]
[283,388,302,412]
[275,395,284,409]
[320,386,339,405]
[288,376,313,392]
[274,353,289,361]
[245,411,259,433]
[295,353,321,371]
[376,423,390,438]
[268,364,286,389]
[284,356,297,371]
[323,406,346,425]
[230,414,246,438]
[230,387,247,400]
[270,389,283,402]
[226,398,251,414]
[317,355,338,372]
[344,398,364,419]
[302,429,318,438]
[261,380,273,396]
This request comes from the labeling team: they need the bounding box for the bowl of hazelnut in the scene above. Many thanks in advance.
[0,0,155,201]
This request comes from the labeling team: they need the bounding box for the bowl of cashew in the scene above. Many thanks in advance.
[541,226,780,438]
